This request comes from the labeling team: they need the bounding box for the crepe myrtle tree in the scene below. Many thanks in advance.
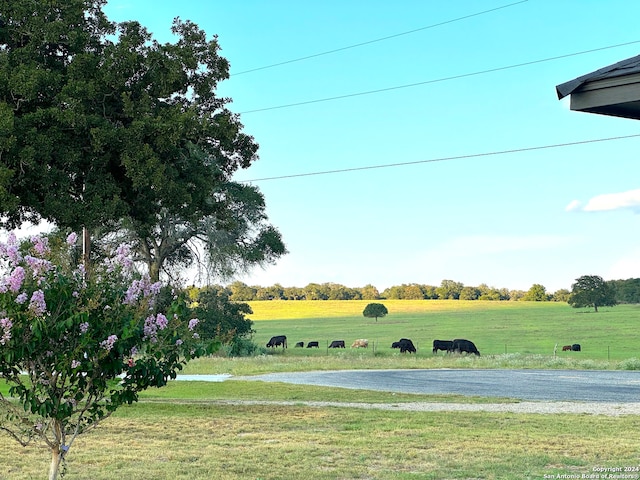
[0,233,216,480]
[363,303,388,322]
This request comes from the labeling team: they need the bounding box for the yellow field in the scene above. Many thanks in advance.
[245,298,557,320]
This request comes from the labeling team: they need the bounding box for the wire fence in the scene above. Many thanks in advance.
[285,340,640,362]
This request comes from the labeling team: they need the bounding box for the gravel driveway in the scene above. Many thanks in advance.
[232,369,640,416]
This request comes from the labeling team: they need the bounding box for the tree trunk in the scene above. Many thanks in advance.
[49,446,61,480]
[594,304,598,313]
[149,260,161,283]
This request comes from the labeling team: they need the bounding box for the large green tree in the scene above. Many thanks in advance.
[0,1,259,256]
[363,302,388,322]
[436,279,464,300]
[568,275,617,312]
[521,283,550,302]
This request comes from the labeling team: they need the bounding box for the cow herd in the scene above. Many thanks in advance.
[265,336,481,355]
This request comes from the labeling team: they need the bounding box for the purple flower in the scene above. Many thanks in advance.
[31,236,49,255]
[155,313,168,330]
[6,266,25,293]
[175,339,183,346]
[29,290,47,316]
[71,360,81,369]
[79,322,89,334]
[100,334,118,352]
[143,315,158,342]
[15,292,27,304]
[5,233,21,264]
[188,318,199,331]
[0,317,12,345]
[66,232,78,246]
[24,255,53,277]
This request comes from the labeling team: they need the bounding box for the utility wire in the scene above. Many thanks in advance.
[240,40,640,114]
[232,0,528,76]
[240,133,640,183]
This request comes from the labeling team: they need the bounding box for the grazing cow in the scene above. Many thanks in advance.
[351,339,369,348]
[306,341,319,348]
[562,345,572,351]
[294,341,304,348]
[571,343,581,352]
[432,339,453,354]
[328,340,345,348]
[451,338,480,356]
[392,338,416,354]
[266,335,287,348]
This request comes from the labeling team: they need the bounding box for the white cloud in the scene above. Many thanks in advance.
[582,188,640,212]
[565,200,582,212]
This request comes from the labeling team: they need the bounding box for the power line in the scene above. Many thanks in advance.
[240,40,640,114]
[232,0,528,76]
[240,133,640,183]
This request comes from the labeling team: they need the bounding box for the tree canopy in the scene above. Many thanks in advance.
[363,303,388,322]
[521,284,550,302]
[568,275,617,312]
[0,0,258,238]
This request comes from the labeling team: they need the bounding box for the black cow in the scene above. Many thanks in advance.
[432,339,453,354]
[571,343,581,351]
[266,335,287,348]
[294,341,304,348]
[451,338,480,356]
[306,341,319,348]
[392,338,416,354]
[328,340,345,348]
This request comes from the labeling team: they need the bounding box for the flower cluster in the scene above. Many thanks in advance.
[143,313,169,343]
[124,277,162,306]
[0,317,12,345]
[100,334,118,352]
[104,243,134,274]
[29,290,47,316]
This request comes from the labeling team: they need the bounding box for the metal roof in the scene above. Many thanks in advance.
[556,54,640,100]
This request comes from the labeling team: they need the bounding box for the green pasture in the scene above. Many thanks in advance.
[242,300,640,361]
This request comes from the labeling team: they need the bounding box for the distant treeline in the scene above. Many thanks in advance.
[208,278,640,303]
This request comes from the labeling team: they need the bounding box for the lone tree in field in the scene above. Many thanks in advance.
[363,303,388,322]
[568,275,617,312]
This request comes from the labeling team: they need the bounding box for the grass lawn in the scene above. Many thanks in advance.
[0,380,638,479]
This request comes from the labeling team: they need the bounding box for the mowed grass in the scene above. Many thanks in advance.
[245,300,640,361]
[1,395,639,480]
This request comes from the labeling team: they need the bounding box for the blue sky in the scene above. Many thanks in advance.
[101,0,640,293]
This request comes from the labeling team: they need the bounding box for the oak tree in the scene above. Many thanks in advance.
[363,302,388,322]
[568,275,616,312]
[0,1,268,273]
